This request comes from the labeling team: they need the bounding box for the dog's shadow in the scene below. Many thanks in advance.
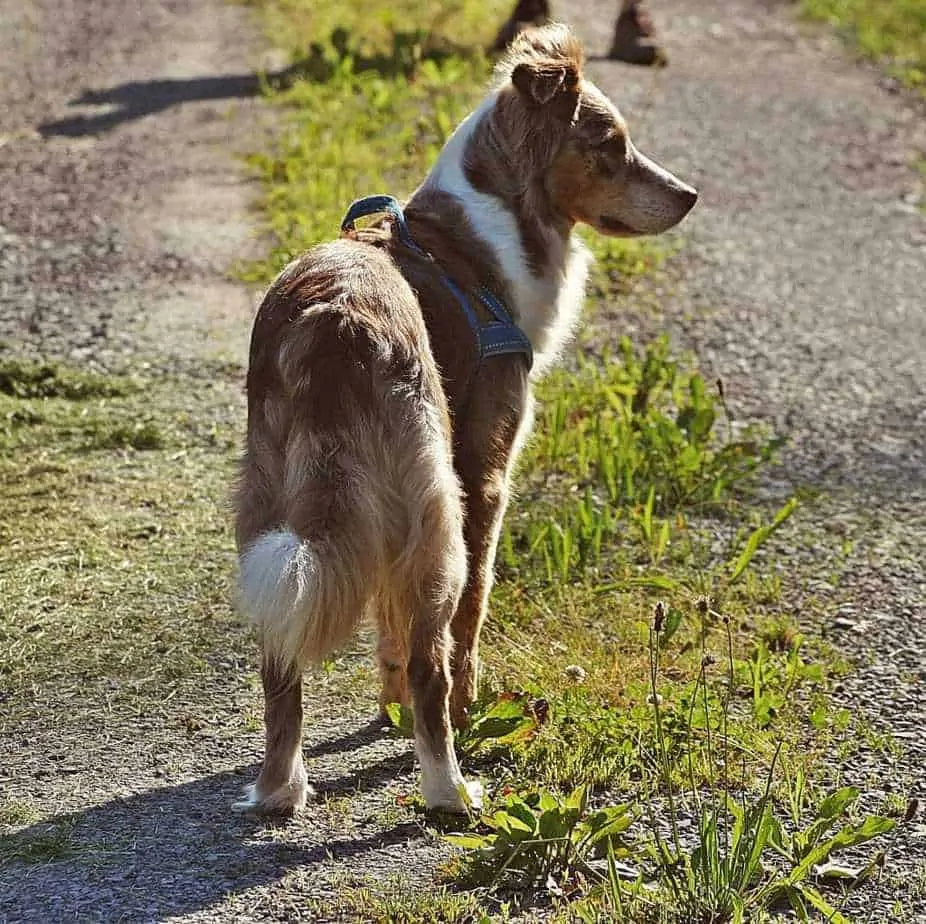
[0,719,423,920]
[38,29,472,138]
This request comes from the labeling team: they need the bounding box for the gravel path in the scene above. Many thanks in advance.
[565,0,926,915]
[1,0,924,920]
[0,0,267,372]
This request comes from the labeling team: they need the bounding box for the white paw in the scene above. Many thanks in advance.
[231,783,261,813]
[462,779,484,813]
[231,778,313,815]
[423,777,483,814]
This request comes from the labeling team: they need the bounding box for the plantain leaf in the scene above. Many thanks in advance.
[729,497,798,583]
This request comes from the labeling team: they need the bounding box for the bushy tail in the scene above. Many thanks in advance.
[238,529,356,667]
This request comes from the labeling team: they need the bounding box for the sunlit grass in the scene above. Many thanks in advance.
[801,0,926,91]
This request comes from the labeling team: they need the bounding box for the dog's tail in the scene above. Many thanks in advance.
[238,529,360,669]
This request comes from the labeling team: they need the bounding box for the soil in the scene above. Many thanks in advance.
[0,0,924,920]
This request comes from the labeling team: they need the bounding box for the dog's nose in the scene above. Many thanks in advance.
[680,185,698,213]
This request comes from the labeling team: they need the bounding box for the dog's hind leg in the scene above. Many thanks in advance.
[233,651,310,814]
[234,453,373,814]
[389,446,481,813]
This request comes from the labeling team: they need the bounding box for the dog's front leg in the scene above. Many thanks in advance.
[450,472,510,728]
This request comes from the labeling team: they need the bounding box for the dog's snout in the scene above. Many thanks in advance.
[679,185,698,214]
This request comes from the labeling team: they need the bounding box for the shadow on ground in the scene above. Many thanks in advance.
[39,30,473,138]
[0,721,421,920]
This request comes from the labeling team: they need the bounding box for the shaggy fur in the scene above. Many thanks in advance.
[233,23,697,814]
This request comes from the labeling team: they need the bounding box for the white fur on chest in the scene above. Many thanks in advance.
[422,96,591,374]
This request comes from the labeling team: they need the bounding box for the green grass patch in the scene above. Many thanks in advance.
[0,797,40,827]
[0,357,134,400]
[0,815,81,866]
[800,0,926,91]
[309,879,498,923]
[0,364,248,722]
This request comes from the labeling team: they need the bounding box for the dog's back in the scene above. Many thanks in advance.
[236,238,465,672]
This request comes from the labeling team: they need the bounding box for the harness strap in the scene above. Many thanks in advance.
[341,195,533,371]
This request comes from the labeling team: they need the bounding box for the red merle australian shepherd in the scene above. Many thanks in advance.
[233,24,696,814]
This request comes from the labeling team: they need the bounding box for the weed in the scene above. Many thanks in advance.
[0,358,133,400]
[445,602,898,921]
[500,338,782,582]
[445,786,636,891]
[385,691,543,756]
[529,338,777,512]
[615,608,895,922]
[728,497,798,584]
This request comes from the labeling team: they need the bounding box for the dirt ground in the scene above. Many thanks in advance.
[1,0,924,920]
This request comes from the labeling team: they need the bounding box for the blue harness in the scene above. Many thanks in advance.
[340,195,533,371]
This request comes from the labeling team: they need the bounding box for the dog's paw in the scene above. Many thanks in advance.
[423,777,483,815]
[232,778,314,815]
[461,779,484,813]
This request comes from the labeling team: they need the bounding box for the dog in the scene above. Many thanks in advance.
[233,23,696,815]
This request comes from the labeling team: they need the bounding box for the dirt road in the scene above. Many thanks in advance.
[1,0,924,920]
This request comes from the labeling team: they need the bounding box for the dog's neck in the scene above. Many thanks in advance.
[409,93,590,372]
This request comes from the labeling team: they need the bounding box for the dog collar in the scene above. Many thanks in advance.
[340,195,533,371]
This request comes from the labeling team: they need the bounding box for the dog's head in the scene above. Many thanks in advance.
[498,24,697,236]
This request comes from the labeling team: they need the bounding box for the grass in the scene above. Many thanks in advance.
[434,609,904,923]
[309,879,500,923]
[800,0,926,91]
[0,358,134,400]
[0,798,40,827]
[0,815,82,866]
[0,357,248,712]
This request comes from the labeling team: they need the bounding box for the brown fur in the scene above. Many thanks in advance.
[233,24,696,814]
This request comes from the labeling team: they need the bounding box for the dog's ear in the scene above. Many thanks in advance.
[511,59,580,120]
